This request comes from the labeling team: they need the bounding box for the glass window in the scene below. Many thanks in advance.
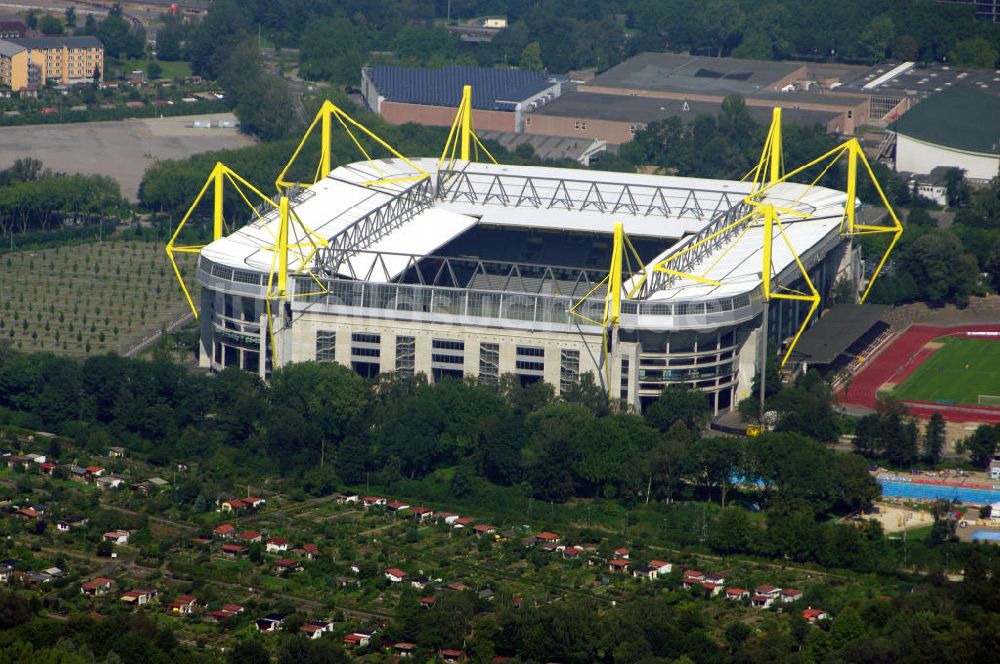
[315,330,336,362]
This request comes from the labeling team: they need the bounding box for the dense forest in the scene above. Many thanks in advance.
[166,0,1000,82]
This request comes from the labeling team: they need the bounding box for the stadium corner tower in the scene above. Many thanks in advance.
[176,90,900,414]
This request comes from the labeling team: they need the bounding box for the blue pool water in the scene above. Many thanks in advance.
[971,530,1000,542]
[879,478,1000,504]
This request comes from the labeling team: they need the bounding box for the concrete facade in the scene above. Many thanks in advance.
[379,101,517,133]
[0,37,103,91]
[896,133,1000,183]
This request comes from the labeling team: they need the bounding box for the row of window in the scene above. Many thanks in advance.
[312,331,584,390]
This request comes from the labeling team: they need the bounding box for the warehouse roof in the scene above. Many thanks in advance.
[788,304,891,365]
[0,39,25,57]
[588,52,804,96]
[8,35,103,49]
[366,65,555,111]
[892,86,1000,155]
[532,90,840,130]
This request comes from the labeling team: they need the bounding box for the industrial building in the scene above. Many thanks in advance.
[362,65,561,133]
[173,94,900,413]
[892,85,1000,182]
[0,35,103,91]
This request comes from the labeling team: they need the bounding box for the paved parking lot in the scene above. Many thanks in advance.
[0,113,254,201]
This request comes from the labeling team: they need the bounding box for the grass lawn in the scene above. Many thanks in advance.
[119,58,193,79]
[891,337,1000,405]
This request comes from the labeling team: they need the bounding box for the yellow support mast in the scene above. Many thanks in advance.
[439,85,498,170]
[165,161,280,319]
[570,222,647,399]
[276,100,430,190]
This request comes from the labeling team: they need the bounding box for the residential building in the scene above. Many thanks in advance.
[0,36,103,91]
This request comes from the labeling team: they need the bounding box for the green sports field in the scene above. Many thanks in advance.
[891,337,1000,405]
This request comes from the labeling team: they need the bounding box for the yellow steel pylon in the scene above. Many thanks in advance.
[276,100,430,190]
[570,222,647,399]
[439,85,498,170]
[165,162,281,318]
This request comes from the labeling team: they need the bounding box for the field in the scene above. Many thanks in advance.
[891,337,1000,405]
[0,238,196,357]
[0,113,253,201]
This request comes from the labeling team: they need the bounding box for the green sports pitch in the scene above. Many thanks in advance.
[890,337,1000,406]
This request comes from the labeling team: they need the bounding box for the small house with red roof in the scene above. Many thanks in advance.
[220,543,248,557]
[167,595,199,614]
[238,531,262,543]
[473,524,497,536]
[562,546,583,560]
[299,543,319,559]
[446,581,472,592]
[411,506,434,520]
[754,585,782,598]
[221,499,246,513]
[751,594,776,609]
[85,466,106,478]
[781,588,803,603]
[726,587,750,600]
[344,633,368,648]
[275,558,303,574]
[609,558,630,572]
[213,523,235,539]
[394,642,417,657]
[453,516,476,528]
[362,496,386,508]
[244,496,266,510]
[385,568,407,583]
[614,547,630,559]
[80,578,114,596]
[386,500,410,512]
[103,530,130,545]
[440,649,466,663]
[802,607,828,623]
[419,596,436,608]
[535,531,561,544]
[648,560,672,575]
[266,538,289,553]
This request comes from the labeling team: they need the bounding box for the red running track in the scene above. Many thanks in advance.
[838,324,1000,423]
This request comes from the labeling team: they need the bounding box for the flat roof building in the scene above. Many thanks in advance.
[892,85,1000,182]
[0,35,103,91]
[525,90,844,144]
[362,65,561,133]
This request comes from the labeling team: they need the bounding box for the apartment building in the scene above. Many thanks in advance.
[0,35,103,91]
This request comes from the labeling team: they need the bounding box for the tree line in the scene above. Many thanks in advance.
[169,0,1000,91]
[0,159,129,238]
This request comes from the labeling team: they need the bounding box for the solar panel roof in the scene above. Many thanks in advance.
[367,65,554,110]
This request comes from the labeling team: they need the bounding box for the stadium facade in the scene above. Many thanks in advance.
[177,95,899,414]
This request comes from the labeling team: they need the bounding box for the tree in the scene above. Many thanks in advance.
[697,436,744,507]
[188,0,250,79]
[923,413,946,465]
[901,230,978,305]
[860,14,894,60]
[25,10,37,30]
[147,61,162,80]
[944,168,970,208]
[892,35,919,61]
[960,424,999,467]
[520,41,544,71]
[64,6,76,29]
[40,14,64,35]
[950,37,999,69]
[644,385,710,433]
[703,0,746,57]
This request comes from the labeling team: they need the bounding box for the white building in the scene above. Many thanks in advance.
[894,86,1000,183]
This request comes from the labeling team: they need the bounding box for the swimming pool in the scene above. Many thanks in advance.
[879,477,1000,504]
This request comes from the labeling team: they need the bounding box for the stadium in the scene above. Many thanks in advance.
[169,89,901,414]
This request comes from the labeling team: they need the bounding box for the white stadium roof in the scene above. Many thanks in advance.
[200,157,847,303]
